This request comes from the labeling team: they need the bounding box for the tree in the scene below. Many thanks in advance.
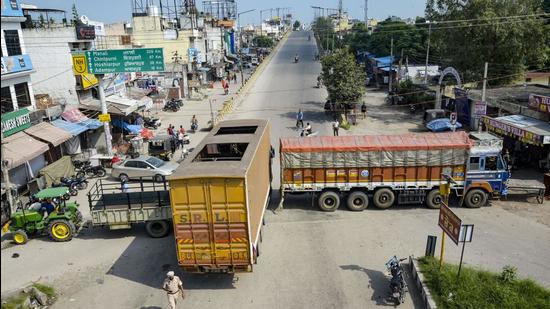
[253,36,274,48]
[71,4,79,26]
[321,48,366,108]
[293,20,301,30]
[38,13,46,28]
[313,17,337,51]
[426,0,549,85]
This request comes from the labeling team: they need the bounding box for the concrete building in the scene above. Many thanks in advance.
[1,0,36,114]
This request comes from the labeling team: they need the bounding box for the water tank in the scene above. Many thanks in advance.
[147,5,159,16]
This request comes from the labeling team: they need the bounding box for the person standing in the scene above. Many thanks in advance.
[167,124,174,136]
[361,102,367,119]
[296,109,304,128]
[332,119,340,136]
[163,271,184,309]
[233,71,238,83]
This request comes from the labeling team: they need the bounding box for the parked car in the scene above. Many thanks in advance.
[112,155,179,182]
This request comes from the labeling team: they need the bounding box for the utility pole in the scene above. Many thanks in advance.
[388,37,393,93]
[398,49,403,84]
[479,62,489,131]
[364,0,368,25]
[98,75,113,157]
[1,138,15,215]
[405,55,409,81]
[424,22,432,85]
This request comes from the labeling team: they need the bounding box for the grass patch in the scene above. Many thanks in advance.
[32,283,56,298]
[1,283,56,309]
[418,256,550,309]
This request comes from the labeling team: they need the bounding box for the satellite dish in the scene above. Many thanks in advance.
[80,15,90,25]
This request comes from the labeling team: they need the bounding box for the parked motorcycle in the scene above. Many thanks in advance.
[60,175,88,191]
[385,256,407,305]
[190,122,198,132]
[163,100,180,112]
[299,129,318,137]
[76,165,106,178]
[52,182,78,196]
[143,116,161,129]
[409,104,416,114]
[72,159,91,170]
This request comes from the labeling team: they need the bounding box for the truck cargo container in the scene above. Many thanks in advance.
[168,119,272,273]
[279,131,510,211]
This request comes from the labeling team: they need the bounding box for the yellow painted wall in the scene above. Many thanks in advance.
[132,16,191,64]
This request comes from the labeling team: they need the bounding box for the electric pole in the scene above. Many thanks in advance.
[398,49,403,84]
[389,37,393,93]
[424,22,432,85]
[364,0,368,25]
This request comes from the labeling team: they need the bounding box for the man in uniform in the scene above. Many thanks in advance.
[163,271,184,309]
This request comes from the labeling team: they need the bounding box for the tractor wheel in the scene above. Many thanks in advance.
[48,219,76,242]
[13,230,29,245]
[346,191,369,211]
[426,189,443,209]
[145,220,170,238]
[373,188,395,209]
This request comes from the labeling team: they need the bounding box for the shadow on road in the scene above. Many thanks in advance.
[340,265,395,306]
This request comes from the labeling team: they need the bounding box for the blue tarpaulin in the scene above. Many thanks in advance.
[81,119,102,130]
[112,118,141,134]
[426,118,463,132]
[374,56,395,68]
[51,119,88,136]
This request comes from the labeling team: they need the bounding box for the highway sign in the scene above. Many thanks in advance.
[438,203,462,245]
[85,48,165,74]
[72,54,88,75]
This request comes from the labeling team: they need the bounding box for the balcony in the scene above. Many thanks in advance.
[1,54,34,79]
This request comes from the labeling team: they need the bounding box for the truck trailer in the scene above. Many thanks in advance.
[279,131,510,211]
[168,119,272,273]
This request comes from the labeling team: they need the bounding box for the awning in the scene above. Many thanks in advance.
[51,119,88,135]
[24,122,72,146]
[79,96,140,116]
[3,131,49,169]
[482,115,550,146]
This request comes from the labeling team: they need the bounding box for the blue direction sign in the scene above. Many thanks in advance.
[85,48,165,74]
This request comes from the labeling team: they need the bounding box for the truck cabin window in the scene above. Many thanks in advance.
[469,157,480,170]
[485,156,498,171]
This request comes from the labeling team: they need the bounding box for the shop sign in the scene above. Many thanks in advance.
[473,101,487,118]
[528,94,550,115]
[1,108,31,137]
[76,25,96,40]
[1,54,33,75]
[98,113,111,122]
[482,116,544,146]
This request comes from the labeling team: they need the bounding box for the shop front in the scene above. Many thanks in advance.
[482,115,550,171]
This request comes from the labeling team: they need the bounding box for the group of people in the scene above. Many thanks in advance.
[167,124,187,154]
[295,103,368,137]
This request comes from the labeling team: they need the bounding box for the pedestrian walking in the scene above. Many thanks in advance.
[361,102,367,119]
[163,271,184,309]
[177,131,185,149]
[167,124,174,136]
[233,71,238,83]
[332,119,340,136]
[179,125,186,135]
[170,136,176,155]
[120,179,129,193]
[296,109,304,128]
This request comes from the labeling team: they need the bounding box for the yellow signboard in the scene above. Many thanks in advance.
[81,73,98,89]
[98,113,111,122]
[72,54,88,75]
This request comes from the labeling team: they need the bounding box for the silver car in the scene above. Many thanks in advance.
[112,156,179,182]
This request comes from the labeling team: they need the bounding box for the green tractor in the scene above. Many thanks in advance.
[3,187,84,245]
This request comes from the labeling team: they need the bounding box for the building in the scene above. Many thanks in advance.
[1,0,36,114]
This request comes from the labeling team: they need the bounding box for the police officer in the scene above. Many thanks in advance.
[163,271,184,309]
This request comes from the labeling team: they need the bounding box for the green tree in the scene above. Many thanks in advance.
[293,20,301,30]
[426,0,549,85]
[71,4,79,26]
[253,36,274,48]
[321,48,366,108]
[313,17,337,51]
[38,13,46,28]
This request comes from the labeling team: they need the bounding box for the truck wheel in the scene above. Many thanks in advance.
[426,189,443,209]
[48,219,76,242]
[465,189,487,208]
[146,220,170,238]
[346,191,369,211]
[318,191,340,212]
[13,230,29,245]
[373,188,395,209]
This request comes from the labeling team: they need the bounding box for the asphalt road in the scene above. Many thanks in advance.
[2,31,549,309]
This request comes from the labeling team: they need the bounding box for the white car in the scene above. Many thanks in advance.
[112,156,179,182]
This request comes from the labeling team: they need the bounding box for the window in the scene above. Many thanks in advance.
[125,161,138,168]
[469,157,480,170]
[145,157,164,168]
[215,126,258,135]
[14,83,31,108]
[1,87,14,114]
[4,30,22,56]
[194,143,248,162]
[485,156,498,171]
[135,161,150,169]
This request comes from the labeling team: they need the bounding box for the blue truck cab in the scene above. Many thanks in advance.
[462,132,510,208]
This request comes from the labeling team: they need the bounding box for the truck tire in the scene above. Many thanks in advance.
[318,191,340,212]
[48,219,76,242]
[346,191,369,211]
[464,189,487,208]
[373,188,395,209]
[145,220,170,238]
[13,230,29,245]
[426,189,443,209]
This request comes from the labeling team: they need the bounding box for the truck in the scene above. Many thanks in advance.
[279,131,510,211]
[168,119,273,273]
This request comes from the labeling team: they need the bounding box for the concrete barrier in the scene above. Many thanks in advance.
[409,256,438,309]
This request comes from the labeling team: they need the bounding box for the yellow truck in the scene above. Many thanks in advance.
[168,119,273,273]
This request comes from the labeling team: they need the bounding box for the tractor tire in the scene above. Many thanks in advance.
[346,191,369,211]
[373,188,395,209]
[145,220,170,238]
[318,191,340,212]
[464,189,488,208]
[426,189,443,209]
[13,230,29,245]
[48,219,76,242]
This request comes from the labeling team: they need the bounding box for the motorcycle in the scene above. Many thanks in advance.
[60,175,88,191]
[163,100,180,112]
[76,165,106,178]
[190,122,198,132]
[385,256,408,305]
[144,116,161,129]
[72,159,90,170]
[52,181,78,196]
[299,129,318,137]
[294,56,299,63]
[409,104,416,114]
